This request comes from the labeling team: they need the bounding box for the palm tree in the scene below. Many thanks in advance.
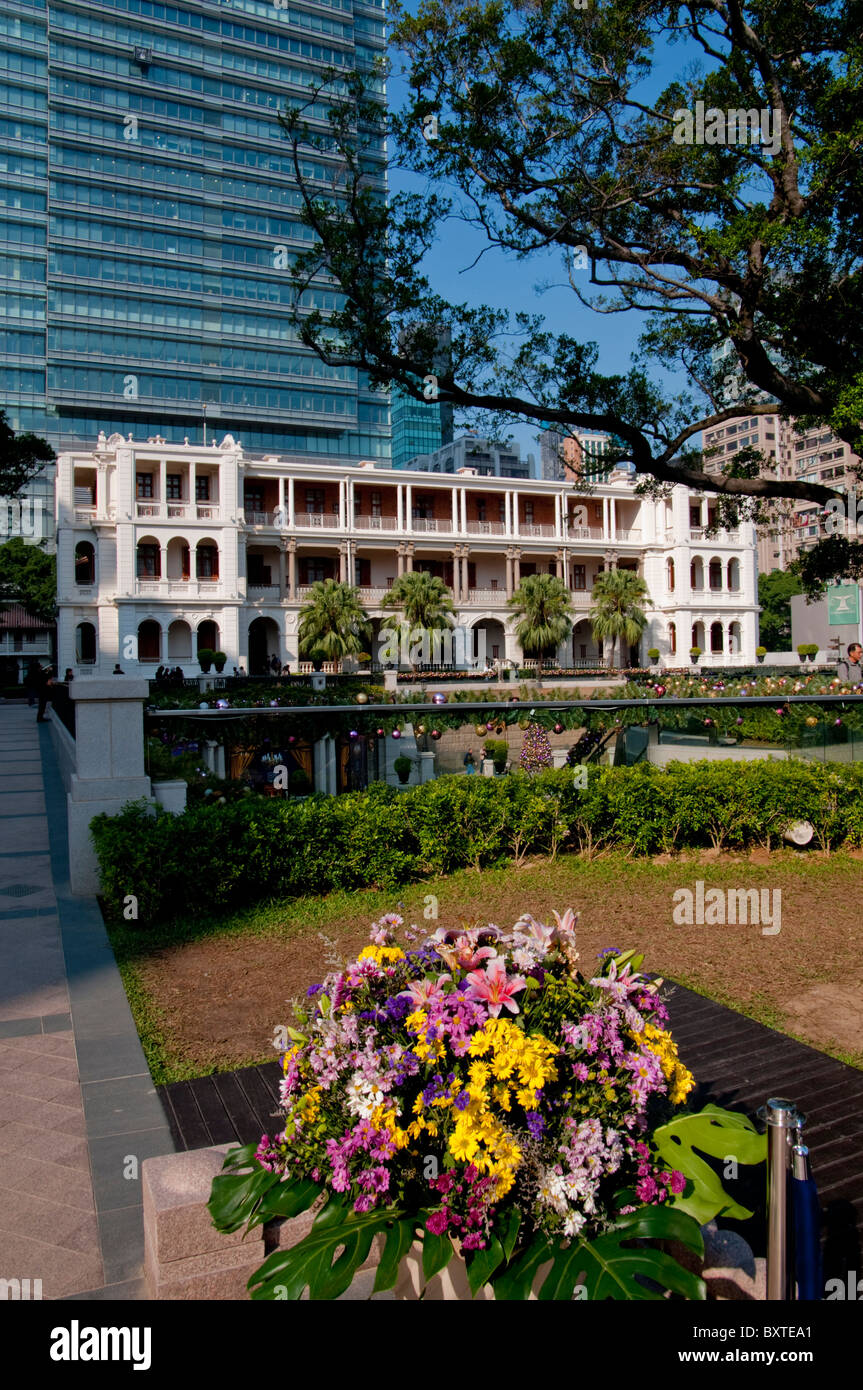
[508,572,573,676]
[381,570,455,666]
[297,579,371,670]
[589,568,651,669]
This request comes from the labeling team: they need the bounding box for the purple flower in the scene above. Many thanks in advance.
[425,1210,449,1235]
[454,1090,471,1111]
[526,1111,546,1139]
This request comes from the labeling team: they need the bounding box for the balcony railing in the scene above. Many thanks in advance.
[248,583,280,596]
[244,510,275,527]
[136,579,220,596]
[295,511,339,528]
[354,516,396,531]
[411,517,443,532]
[518,523,557,537]
[464,587,506,604]
[356,586,391,603]
[567,525,604,540]
[74,506,96,522]
[465,521,505,535]
[135,503,221,521]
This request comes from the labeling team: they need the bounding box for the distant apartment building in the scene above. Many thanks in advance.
[540,429,627,483]
[702,413,861,571]
[407,436,535,479]
[55,432,759,676]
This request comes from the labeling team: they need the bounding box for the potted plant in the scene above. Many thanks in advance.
[393,754,412,784]
[484,738,508,774]
[756,646,767,664]
[197,648,214,673]
[805,643,818,662]
[213,651,227,673]
[647,648,660,664]
[689,646,702,664]
[208,910,766,1301]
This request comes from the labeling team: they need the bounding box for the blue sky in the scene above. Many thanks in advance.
[383,9,714,459]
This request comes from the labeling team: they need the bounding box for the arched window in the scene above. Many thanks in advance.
[668,621,676,655]
[727,558,740,591]
[709,558,723,591]
[729,621,741,654]
[710,621,724,653]
[666,557,675,591]
[196,541,219,579]
[75,542,95,586]
[692,621,705,650]
[198,620,219,653]
[137,620,161,663]
[137,539,161,579]
[75,621,96,664]
[690,557,704,590]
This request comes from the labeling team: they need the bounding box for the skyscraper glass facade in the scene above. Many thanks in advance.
[0,0,390,457]
[390,383,451,469]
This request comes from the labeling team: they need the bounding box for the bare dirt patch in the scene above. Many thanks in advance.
[124,852,863,1078]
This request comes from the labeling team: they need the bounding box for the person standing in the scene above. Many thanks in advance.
[837,642,863,685]
[463,748,476,775]
[35,665,55,722]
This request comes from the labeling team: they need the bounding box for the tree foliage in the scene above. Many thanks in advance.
[589,568,651,667]
[508,571,573,671]
[756,566,801,646]
[381,569,456,631]
[0,408,54,499]
[0,538,56,623]
[297,579,372,663]
[281,0,863,556]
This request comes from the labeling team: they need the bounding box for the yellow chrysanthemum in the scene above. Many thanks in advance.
[358,944,405,964]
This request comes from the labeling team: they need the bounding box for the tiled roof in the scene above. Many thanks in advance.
[0,604,53,632]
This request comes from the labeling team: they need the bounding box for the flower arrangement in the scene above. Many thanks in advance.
[209,910,765,1300]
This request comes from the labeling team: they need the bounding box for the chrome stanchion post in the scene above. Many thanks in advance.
[763,1097,804,1300]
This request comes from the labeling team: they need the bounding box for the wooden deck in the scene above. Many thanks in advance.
[157,981,863,1281]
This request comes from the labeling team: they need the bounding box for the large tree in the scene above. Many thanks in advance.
[281,0,863,589]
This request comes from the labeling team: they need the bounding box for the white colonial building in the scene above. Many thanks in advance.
[55,432,759,675]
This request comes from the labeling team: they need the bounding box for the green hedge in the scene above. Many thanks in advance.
[91,760,863,925]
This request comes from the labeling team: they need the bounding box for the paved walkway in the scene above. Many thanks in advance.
[0,703,174,1300]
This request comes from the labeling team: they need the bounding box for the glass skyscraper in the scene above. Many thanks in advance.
[0,0,390,457]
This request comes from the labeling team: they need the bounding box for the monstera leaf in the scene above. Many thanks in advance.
[208,1144,320,1236]
[247,1196,426,1300]
[652,1104,767,1224]
[494,1205,705,1301]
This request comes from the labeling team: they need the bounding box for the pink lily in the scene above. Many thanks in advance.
[465,957,527,1017]
[398,975,452,1007]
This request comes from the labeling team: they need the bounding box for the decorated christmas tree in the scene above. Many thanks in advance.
[520,721,553,773]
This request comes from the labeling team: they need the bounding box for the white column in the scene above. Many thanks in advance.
[339,479,346,529]
[451,487,458,531]
[602,496,610,540]
[504,491,511,537]
[405,483,413,528]
[159,458,167,516]
[287,476,294,528]
[610,498,617,541]
[397,484,404,532]
[347,478,355,529]
[511,492,520,536]
[555,492,564,538]
[278,476,285,526]
[189,461,196,515]
[459,488,467,533]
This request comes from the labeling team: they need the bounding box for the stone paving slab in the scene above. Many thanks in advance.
[0,706,179,1300]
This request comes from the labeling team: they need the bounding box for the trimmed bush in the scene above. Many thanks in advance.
[91,759,863,926]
